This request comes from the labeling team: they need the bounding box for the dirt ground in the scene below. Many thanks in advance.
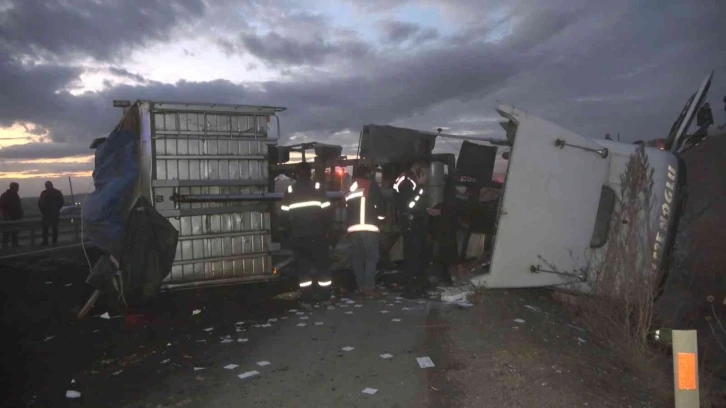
[0,246,687,407]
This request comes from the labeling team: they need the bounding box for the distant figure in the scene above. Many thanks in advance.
[605,133,612,140]
[38,181,65,246]
[0,182,23,248]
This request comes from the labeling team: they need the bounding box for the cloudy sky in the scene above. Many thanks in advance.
[0,0,724,197]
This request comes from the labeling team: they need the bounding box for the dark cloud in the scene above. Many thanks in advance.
[0,0,209,62]
[378,20,439,44]
[0,142,91,159]
[0,0,725,166]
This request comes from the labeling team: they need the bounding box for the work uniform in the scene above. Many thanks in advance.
[393,172,429,296]
[280,179,333,289]
[345,176,385,292]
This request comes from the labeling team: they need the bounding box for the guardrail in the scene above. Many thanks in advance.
[0,216,86,256]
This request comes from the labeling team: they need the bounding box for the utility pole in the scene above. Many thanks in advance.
[68,177,76,204]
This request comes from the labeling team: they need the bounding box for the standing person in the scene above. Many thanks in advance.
[393,160,430,299]
[280,162,333,302]
[427,174,460,286]
[38,181,65,246]
[0,182,23,248]
[345,165,385,297]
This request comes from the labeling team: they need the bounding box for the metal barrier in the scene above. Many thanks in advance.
[0,216,84,256]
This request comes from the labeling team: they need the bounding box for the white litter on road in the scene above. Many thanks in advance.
[268,318,278,322]
[44,336,55,342]
[380,353,393,359]
[327,305,336,310]
[161,359,170,364]
[236,328,245,333]
[289,309,298,313]
[66,390,81,399]
[45,281,52,284]
[524,305,540,312]
[238,338,248,343]
[394,300,402,304]
[261,323,272,327]
[300,316,309,320]
[315,322,324,326]
[221,339,234,344]
[235,321,245,325]
[192,309,202,316]
[295,312,305,315]
[257,361,271,367]
[395,296,403,300]
[514,319,526,324]
[362,388,378,395]
[401,307,411,311]
[380,310,390,314]
[112,370,123,376]
[224,364,239,370]
[341,346,355,352]
[417,357,435,368]
[339,304,348,308]
[344,311,353,315]
[281,316,289,320]
[238,371,259,380]
[567,323,586,332]
[391,318,401,322]
[193,367,205,371]
[297,323,307,327]
[203,327,214,332]
[577,337,587,344]
[65,283,72,287]
[99,312,111,319]
[354,304,363,308]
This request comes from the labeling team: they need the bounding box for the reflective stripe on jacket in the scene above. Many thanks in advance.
[280,179,331,238]
[393,174,426,216]
[345,178,384,233]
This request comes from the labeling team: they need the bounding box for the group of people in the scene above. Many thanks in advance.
[0,181,66,249]
[281,159,467,301]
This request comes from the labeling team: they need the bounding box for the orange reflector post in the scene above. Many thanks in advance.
[677,353,697,390]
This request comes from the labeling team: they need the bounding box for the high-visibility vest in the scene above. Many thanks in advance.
[345,178,384,233]
[280,180,331,238]
[280,181,331,212]
[393,173,425,213]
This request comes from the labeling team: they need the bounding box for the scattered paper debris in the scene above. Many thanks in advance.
[93,330,99,333]
[327,305,336,310]
[167,342,172,347]
[295,312,305,316]
[224,364,239,370]
[237,371,259,380]
[71,378,76,384]
[450,301,473,309]
[395,296,403,300]
[378,300,386,303]
[418,300,426,304]
[341,346,355,352]
[191,309,202,316]
[66,390,81,399]
[341,297,350,301]
[236,328,245,333]
[380,310,390,314]
[196,339,207,343]
[362,388,378,395]
[380,353,393,359]
[257,361,271,367]
[203,327,214,332]
[344,311,353,315]
[161,359,171,364]
[391,318,401,322]
[235,321,245,325]
[289,309,298,313]
[99,312,111,319]
[268,318,278,322]
[238,338,248,343]
[514,319,525,324]
[567,323,585,332]
[524,305,540,312]
[339,304,348,308]
[297,323,307,327]
[401,307,411,311]
[65,283,72,287]
[112,370,123,376]
[354,304,363,308]
[394,300,402,304]
[387,303,393,307]
[417,356,435,368]
[221,339,233,344]
[577,337,587,344]
[431,386,439,391]
[44,336,55,342]
[300,316,309,320]
[315,322,324,326]
[281,316,288,320]
[45,281,52,285]
[261,323,272,327]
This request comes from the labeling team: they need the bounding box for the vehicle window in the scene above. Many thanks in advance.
[590,186,616,248]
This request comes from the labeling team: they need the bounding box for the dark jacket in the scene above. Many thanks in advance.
[393,172,427,226]
[0,189,23,220]
[39,188,65,219]
[345,177,385,233]
[280,179,332,238]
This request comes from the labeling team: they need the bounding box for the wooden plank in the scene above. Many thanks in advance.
[672,330,699,407]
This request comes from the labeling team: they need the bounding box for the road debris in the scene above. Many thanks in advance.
[416,357,435,368]
[203,327,214,332]
[380,353,393,359]
[161,359,170,364]
[99,312,111,319]
[327,305,335,310]
[300,316,309,320]
[402,307,411,311]
[191,309,202,316]
[261,323,272,327]
[221,339,233,344]
[289,309,298,313]
[315,322,324,326]
[44,335,55,342]
[193,367,205,371]
[577,337,587,344]
[66,390,81,399]
[341,346,355,352]
[514,318,525,324]
[235,321,245,325]
[257,361,271,367]
[362,388,378,395]
[567,323,586,332]
[344,311,353,315]
[354,304,363,308]
[223,364,239,370]
[112,370,123,376]
[238,338,248,343]
[524,304,540,312]
[297,323,307,327]
[392,318,401,322]
[381,310,390,314]
[237,371,259,380]
[268,318,278,322]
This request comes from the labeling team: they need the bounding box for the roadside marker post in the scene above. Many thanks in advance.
[672,330,699,408]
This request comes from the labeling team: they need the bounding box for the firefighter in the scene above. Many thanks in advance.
[393,160,430,299]
[345,165,385,297]
[280,162,333,300]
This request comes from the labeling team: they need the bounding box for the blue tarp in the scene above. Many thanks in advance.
[82,128,140,255]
